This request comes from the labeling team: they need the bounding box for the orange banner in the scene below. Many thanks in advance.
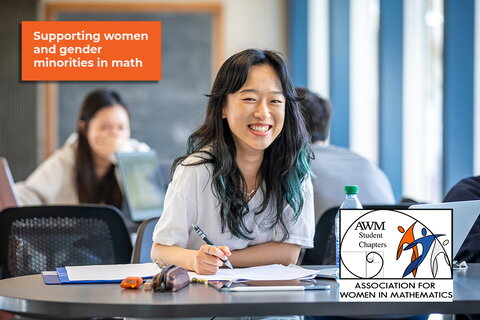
[22,21,161,81]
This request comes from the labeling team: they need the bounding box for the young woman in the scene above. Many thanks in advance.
[151,49,314,275]
[16,88,149,209]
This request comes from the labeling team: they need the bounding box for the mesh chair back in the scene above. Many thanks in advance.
[302,204,412,265]
[131,217,158,263]
[0,205,132,278]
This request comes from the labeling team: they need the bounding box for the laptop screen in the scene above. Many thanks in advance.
[116,151,167,222]
[0,157,20,211]
[410,200,480,258]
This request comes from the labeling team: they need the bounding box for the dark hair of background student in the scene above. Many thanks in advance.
[75,88,128,209]
[296,87,332,143]
[174,49,312,241]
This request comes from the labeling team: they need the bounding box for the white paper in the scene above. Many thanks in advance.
[65,263,160,281]
[188,264,319,281]
[315,267,336,279]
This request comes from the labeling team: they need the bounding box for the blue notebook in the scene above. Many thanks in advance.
[41,271,61,285]
[41,263,158,285]
[58,267,123,284]
[41,269,121,285]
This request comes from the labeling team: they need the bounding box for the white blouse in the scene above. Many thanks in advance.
[152,153,315,251]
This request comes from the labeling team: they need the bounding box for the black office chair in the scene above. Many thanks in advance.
[0,205,133,278]
[131,217,159,263]
[302,204,412,265]
[302,206,337,265]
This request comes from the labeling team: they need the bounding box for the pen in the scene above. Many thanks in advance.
[192,224,233,269]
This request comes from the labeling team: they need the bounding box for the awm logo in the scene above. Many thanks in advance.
[354,221,386,231]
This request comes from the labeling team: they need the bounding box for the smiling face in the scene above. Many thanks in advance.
[222,64,285,157]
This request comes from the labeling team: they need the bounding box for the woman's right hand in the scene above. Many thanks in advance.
[193,245,231,274]
[91,134,124,161]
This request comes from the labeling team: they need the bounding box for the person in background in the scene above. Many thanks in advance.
[297,87,395,224]
[443,176,480,264]
[443,176,480,202]
[299,89,427,320]
[442,179,480,320]
[16,88,149,212]
[151,49,314,282]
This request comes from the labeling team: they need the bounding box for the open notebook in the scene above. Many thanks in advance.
[42,263,321,285]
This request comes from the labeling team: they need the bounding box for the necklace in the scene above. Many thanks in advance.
[244,188,256,201]
[244,179,257,201]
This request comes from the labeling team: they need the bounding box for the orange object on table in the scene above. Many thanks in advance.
[120,277,143,289]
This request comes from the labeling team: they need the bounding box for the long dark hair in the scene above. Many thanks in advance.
[174,49,312,240]
[75,88,128,209]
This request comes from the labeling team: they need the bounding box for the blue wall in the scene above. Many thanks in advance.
[329,0,350,148]
[379,0,404,201]
[443,0,474,195]
[289,0,308,87]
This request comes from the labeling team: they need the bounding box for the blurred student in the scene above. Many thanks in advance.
[444,176,480,264]
[297,87,395,223]
[151,49,314,279]
[443,176,480,203]
[16,88,149,210]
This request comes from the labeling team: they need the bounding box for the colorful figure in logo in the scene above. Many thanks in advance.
[402,227,444,278]
[396,223,419,277]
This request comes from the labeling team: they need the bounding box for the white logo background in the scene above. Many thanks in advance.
[340,209,452,279]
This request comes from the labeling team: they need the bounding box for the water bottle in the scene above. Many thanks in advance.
[335,185,362,280]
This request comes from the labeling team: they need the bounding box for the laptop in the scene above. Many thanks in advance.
[409,200,480,257]
[0,157,20,211]
[116,151,167,222]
